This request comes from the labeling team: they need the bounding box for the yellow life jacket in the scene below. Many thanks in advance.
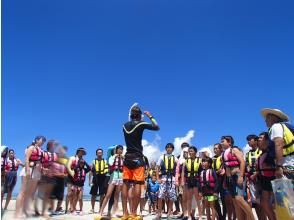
[269,123,294,157]
[161,154,175,175]
[186,157,201,177]
[149,169,156,177]
[212,156,222,171]
[247,148,262,168]
[93,159,108,174]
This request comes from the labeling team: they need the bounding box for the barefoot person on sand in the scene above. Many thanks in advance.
[121,104,159,220]
[15,136,46,218]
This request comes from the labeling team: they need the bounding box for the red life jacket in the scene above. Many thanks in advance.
[110,156,123,173]
[73,168,86,182]
[200,169,216,193]
[222,147,240,168]
[42,151,58,168]
[29,146,43,162]
[70,156,80,169]
[5,158,19,172]
[1,157,6,172]
[257,152,275,177]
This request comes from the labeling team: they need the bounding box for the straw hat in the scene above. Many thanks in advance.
[261,108,289,122]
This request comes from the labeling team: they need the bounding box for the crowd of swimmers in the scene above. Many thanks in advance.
[1,106,294,220]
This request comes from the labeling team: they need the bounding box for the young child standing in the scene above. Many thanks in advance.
[199,157,218,220]
[148,175,159,214]
[72,159,91,215]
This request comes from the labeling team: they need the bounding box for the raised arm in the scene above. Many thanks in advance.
[144,111,160,130]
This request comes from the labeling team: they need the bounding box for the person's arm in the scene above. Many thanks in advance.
[66,156,75,177]
[108,155,115,166]
[25,146,34,177]
[212,170,218,194]
[85,162,91,173]
[181,162,186,186]
[175,161,180,186]
[17,159,25,167]
[89,161,94,186]
[144,111,160,130]
[233,148,245,186]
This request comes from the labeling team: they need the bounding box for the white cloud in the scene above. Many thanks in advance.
[142,134,162,163]
[173,130,195,157]
[143,130,196,162]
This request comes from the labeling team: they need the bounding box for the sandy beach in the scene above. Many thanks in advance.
[1,199,174,220]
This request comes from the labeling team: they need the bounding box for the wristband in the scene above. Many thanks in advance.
[149,116,154,119]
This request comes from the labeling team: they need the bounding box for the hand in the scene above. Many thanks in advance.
[144,111,152,118]
[275,167,283,179]
[237,176,244,186]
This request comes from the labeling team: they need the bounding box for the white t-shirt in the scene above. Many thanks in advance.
[270,123,294,166]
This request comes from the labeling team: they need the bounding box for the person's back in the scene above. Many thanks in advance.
[121,105,159,220]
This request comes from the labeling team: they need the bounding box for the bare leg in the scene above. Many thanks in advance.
[194,187,203,218]
[186,187,193,219]
[79,189,83,212]
[122,182,129,217]
[91,195,96,210]
[99,184,115,216]
[261,191,276,220]
[15,177,27,217]
[131,184,141,216]
[4,191,12,210]
[113,185,121,215]
[235,195,255,220]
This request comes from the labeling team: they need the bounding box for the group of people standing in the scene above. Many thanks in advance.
[1,106,294,220]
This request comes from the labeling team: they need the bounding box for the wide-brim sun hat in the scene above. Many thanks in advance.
[261,108,289,122]
[77,147,87,155]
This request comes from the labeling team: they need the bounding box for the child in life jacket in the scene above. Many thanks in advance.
[199,157,218,220]
[97,145,124,219]
[2,149,24,210]
[147,174,159,214]
[72,158,91,215]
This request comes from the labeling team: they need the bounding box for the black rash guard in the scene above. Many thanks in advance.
[123,120,159,159]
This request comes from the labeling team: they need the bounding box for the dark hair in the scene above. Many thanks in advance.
[46,140,56,151]
[221,135,234,146]
[188,146,197,153]
[76,147,86,156]
[115,145,123,153]
[259,132,269,140]
[214,143,222,150]
[202,157,212,164]
[63,146,68,151]
[130,106,142,120]
[34,135,46,143]
[181,142,189,149]
[96,148,103,154]
[8,149,14,154]
[165,143,174,150]
[246,134,258,141]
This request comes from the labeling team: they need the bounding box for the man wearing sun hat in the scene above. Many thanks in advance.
[261,108,294,180]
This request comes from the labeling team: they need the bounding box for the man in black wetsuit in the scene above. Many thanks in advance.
[121,105,159,220]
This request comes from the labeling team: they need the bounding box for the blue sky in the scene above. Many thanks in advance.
[2,0,294,172]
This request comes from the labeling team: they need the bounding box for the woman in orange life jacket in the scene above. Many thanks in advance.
[221,136,255,220]
[65,147,86,213]
[2,149,24,210]
[199,157,218,220]
[72,158,91,215]
[97,145,124,219]
[254,132,276,220]
[36,140,59,217]
[181,146,203,220]
[15,135,46,218]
